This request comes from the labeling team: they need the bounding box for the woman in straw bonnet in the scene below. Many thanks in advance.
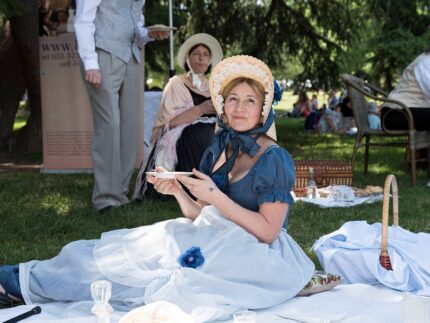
[0,56,314,322]
[134,33,223,199]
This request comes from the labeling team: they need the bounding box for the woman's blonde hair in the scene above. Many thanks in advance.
[221,77,265,103]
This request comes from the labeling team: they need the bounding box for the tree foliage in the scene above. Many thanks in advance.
[166,0,430,91]
[0,0,24,18]
[1,0,430,156]
[365,0,430,89]
[144,0,188,86]
[179,0,365,89]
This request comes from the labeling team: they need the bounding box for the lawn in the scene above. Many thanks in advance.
[1,116,429,268]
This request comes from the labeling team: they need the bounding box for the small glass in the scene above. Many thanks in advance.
[91,280,113,323]
[306,182,318,199]
[233,310,256,323]
[91,280,112,305]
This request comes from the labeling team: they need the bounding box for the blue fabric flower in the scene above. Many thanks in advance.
[273,80,283,105]
[178,247,205,269]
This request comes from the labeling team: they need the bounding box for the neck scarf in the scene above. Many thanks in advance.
[186,57,209,92]
[204,109,275,194]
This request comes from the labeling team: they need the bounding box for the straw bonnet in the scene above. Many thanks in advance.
[209,55,277,141]
[177,33,223,69]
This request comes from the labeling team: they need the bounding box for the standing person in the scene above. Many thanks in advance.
[74,0,169,211]
[134,33,223,199]
[0,56,315,322]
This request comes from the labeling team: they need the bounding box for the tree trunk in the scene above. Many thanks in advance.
[0,24,25,153]
[0,0,41,156]
[12,0,42,154]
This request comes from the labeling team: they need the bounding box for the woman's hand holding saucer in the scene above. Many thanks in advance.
[176,169,220,203]
[147,166,182,196]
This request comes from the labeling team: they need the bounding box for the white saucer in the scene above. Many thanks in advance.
[146,24,177,32]
[145,171,193,179]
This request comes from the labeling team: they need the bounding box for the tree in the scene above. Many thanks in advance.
[144,0,189,87]
[1,0,429,159]
[182,0,362,90]
[0,0,41,156]
[365,0,430,90]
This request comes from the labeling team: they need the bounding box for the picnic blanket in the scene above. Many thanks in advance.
[0,284,418,323]
[294,185,383,208]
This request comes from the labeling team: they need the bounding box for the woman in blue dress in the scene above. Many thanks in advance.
[0,56,314,322]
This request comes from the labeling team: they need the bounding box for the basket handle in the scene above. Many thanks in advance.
[380,174,399,269]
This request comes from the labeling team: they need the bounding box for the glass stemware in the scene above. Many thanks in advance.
[91,280,113,323]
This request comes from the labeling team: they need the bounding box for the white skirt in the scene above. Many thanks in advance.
[20,206,314,322]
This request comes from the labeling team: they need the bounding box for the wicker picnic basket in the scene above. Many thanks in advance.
[379,174,399,270]
[293,160,353,196]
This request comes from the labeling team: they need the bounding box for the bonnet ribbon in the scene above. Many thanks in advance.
[203,109,275,194]
[186,57,210,91]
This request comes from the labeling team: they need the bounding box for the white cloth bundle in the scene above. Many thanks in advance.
[313,221,430,296]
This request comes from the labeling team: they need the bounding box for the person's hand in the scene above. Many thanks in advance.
[148,30,170,40]
[176,169,219,203]
[85,69,101,87]
[197,100,216,115]
[147,166,182,196]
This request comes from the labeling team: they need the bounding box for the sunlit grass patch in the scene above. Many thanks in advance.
[40,193,72,216]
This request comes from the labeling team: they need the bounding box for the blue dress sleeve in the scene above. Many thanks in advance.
[252,146,296,206]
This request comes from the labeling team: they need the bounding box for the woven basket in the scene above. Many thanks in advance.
[294,160,353,197]
[379,174,399,270]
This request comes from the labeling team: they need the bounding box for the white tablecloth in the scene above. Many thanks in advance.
[1,284,422,323]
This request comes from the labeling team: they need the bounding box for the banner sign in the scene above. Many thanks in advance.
[39,33,154,172]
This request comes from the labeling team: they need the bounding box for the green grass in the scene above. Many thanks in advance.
[1,117,429,268]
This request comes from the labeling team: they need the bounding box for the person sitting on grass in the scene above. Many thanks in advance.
[0,56,316,322]
[317,103,343,134]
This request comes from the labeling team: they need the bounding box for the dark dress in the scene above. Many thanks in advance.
[136,87,215,200]
[175,86,216,171]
